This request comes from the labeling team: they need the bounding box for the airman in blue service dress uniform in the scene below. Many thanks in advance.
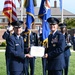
[2,24,14,75]
[7,21,31,75]
[44,17,65,75]
[28,31,38,75]
[39,33,47,75]
[59,23,71,75]
[21,27,30,75]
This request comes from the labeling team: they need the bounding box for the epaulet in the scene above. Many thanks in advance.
[42,38,48,47]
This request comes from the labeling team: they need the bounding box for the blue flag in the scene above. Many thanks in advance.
[38,0,51,46]
[59,0,62,11]
[25,0,35,29]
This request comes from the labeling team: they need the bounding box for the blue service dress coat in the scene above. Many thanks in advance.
[21,31,30,75]
[29,32,38,75]
[63,34,71,75]
[8,33,25,71]
[47,31,65,70]
[64,34,71,57]
[2,30,11,75]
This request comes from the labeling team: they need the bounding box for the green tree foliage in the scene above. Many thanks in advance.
[64,18,75,29]
[0,41,6,47]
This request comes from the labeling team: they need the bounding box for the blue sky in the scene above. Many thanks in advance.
[0,0,75,14]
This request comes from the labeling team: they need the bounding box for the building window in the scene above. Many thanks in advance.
[35,25,40,30]
[38,19,41,22]
[0,18,2,22]
[5,18,8,22]
[2,18,5,22]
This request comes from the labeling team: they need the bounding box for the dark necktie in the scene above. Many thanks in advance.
[18,36,21,44]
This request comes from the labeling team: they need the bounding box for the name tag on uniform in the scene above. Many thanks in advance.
[15,44,19,46]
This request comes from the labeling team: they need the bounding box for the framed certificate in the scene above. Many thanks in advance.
[30,46,45,57]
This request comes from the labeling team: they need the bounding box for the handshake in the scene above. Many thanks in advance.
[25,47,33,58]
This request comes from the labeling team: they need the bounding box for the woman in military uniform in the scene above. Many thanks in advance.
[59,23,71,75]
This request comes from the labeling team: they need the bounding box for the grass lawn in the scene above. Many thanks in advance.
[0,52,6,75]
[0,52,75,75]
[69,52,75,75]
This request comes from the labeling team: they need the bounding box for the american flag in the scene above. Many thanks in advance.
[3,0,17,22]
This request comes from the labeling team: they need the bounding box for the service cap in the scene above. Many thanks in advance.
[47,17,59,25]
[59,23,67,28]
[11,21,23,28]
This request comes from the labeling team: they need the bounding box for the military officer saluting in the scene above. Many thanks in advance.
[7,21,31,75]
[44,17,65,75]
[2,23,14,75]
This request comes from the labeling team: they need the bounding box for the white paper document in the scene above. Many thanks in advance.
[30,46,45,57]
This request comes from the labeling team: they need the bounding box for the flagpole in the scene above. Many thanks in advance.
[61,0,63,23]
[21,0,23,21]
